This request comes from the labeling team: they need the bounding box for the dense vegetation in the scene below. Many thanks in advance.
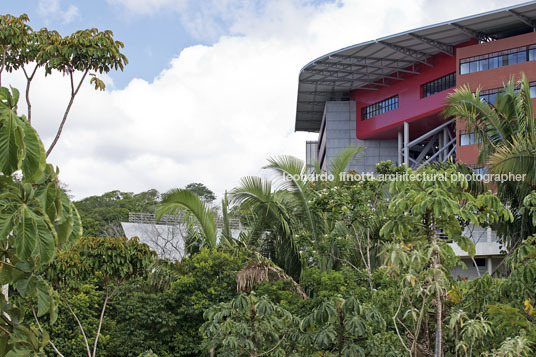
[2,12,536,357]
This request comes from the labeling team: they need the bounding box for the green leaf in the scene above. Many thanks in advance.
[15,207,38,260]
[33,218,56,264]
[36,279,51,317]
[0,212,14,242]
[0,111,23,176]
[20,120,46,182]
[456,236,476,257]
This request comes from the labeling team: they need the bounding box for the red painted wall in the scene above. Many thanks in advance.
[456,32,536,165]
[350,46,471,140]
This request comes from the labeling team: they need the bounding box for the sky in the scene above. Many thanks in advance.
[0,0,529,200]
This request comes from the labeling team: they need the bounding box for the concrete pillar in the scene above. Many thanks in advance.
[397,130,403,166]
[404,122,409,167]
[487,257,493,275]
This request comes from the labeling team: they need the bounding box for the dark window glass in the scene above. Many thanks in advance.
[460,132,477,146]
[508,52,518,65]
[460,46,535,74]
[518,51,527,64]
[489,56,498,69]
[460,62,469,74]
[479,58,489,71]
[474,258,486,267]
[469,61,478,72]
[530,48,536,61]
[362,95,399,120]
[422,72,456,98]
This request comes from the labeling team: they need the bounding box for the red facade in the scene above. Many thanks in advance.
[347,32,536,166]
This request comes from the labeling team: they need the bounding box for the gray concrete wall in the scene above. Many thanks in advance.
[323,101,398,173]
[450,257,503,280]
[305,140,318,171]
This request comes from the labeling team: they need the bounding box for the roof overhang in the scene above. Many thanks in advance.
[295,1,536,132]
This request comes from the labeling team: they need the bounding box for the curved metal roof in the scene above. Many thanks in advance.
[295,1,536,132]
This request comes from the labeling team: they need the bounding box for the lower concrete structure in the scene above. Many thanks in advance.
[311,101,398,173]
[448,226,503,279]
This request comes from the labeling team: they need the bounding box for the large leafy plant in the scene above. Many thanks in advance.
[0,86,82,355]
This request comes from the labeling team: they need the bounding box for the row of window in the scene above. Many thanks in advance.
[459,131,479,146]
[362,95,399,120]
[460,83,536,146]
[460,45,536,75]
[362,72,457,120]
[422,72,456,98]
[480,83,536,104]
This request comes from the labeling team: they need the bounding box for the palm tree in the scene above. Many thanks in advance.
[230,146,364,278]
[230,176,302,279]
[156,189,218,249]
[443,75,536,248]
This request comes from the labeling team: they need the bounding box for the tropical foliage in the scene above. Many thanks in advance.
[2,13,536,357]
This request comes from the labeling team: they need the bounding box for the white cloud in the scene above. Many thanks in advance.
[7,0,527,200]
[107,0,185,14]
[38,0,80,24]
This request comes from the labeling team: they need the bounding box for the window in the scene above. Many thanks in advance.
[460,46,530,75]
[362,95,398,120]
[474,258,486,267]
[480,88,500,105]
[460,131,478,146]
[422,72,456,97]
[473,167,488,176]
[479,83,536,104]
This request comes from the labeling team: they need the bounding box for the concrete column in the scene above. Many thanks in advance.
[397,130,403,166]
[487,257,493,275]
[404,122,409,167]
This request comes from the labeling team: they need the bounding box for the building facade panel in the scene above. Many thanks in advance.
[351,50,463,140]
[456,32,536,165]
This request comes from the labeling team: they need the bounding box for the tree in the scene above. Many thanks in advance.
[201,293,301,356]
[0,86,82,355]
[0,13,128,156]
[380,166,512,356]
[161,183,216,204]
[75,189,161,237]
[46,236,156,357]
[106,249,249,356]
[443,75,536,248]
[230,146,364,280]
[300,295,399,356]
[157,189,218,248]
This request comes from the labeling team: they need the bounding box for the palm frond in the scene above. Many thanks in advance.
[328,146,364,184]
[156,189,217,248]
[221,191,232,246]
[489,133,536,186]
[264,155,318,242]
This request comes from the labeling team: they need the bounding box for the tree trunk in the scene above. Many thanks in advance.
[250,304,257,357]
[366,228,374,290]
[433,243,442,357]
[92,292,110,357]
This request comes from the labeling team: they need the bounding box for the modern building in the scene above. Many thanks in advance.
[121,212,242,261]
[294,1,536,278]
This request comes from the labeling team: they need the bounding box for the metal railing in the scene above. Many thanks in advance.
[128,212,242,229]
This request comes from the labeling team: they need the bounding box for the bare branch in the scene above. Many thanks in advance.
[60,291,92,357]
[21,64,39,124]
[31,306,65,357]
[47,68,89,157]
